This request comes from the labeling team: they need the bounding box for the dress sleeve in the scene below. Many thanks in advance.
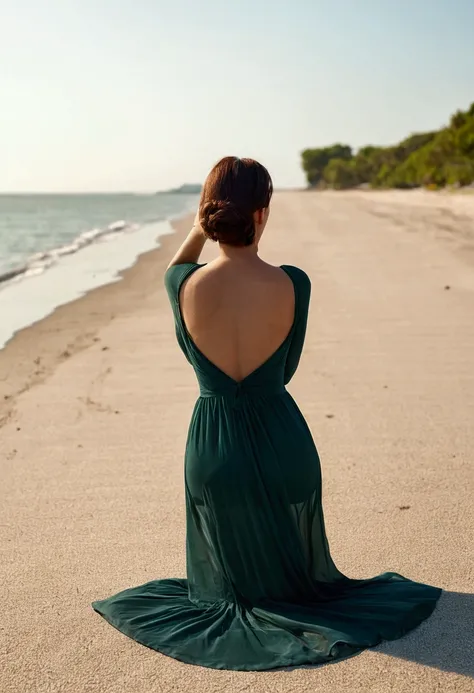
[284,267,311,385]
[164,263,200,306]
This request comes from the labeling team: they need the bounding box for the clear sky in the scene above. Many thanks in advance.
[2,0,473,192]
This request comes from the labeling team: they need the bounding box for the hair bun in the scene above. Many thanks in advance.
[200,200,255,246]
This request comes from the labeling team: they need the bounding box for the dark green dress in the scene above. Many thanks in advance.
[92,262,441,670]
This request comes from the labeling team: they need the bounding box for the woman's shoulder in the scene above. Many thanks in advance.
[164,262,206,298]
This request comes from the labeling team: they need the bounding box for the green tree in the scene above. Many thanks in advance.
[301,144,352,187]
[323,159,358,189]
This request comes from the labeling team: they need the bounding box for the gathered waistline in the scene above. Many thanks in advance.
[199,384,286,400]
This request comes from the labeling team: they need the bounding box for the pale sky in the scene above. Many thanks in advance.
[1,0,473,192]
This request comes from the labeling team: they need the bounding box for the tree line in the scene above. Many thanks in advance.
[301,102,474,190]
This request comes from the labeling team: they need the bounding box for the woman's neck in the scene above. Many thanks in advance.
[217,242,260,262]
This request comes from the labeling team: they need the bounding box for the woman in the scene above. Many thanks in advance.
[93,157,441,671]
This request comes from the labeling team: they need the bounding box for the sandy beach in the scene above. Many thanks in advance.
[1,190,473,692]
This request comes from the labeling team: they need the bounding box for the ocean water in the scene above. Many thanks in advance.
[0,193,198,348]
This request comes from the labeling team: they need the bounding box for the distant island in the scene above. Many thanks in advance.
[164,184,202,195]
[301,101,474,191]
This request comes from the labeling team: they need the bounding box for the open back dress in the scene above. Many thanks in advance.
[92,261,441,670]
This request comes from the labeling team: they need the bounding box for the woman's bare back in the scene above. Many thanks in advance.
[179,260,295,383]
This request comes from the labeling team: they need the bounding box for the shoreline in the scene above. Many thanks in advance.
[0,213,194,428]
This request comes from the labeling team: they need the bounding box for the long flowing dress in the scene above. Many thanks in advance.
[92,262,441,671]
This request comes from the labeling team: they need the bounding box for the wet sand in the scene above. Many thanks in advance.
[1,191,473,692]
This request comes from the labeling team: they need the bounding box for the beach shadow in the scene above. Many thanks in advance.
[281,591,473,677]
[376,591,474,678]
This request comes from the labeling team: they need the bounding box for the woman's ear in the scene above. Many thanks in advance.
[254,209,264,226]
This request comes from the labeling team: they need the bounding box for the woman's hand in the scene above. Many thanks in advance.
[165,208,207,270]
[192,208,205,236]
